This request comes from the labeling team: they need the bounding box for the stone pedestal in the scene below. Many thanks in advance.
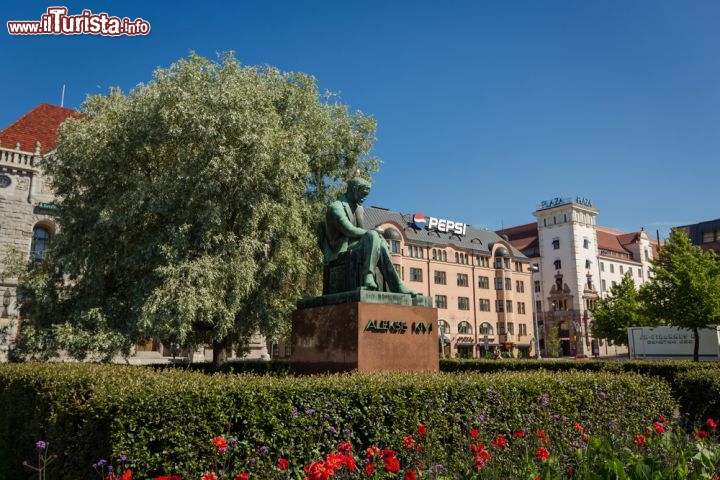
[291,291,438,374]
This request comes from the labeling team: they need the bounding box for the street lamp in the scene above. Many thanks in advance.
[528,265,541,359]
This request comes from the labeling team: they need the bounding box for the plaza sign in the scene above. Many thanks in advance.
[539,196,593,210]
[412,212,467,236]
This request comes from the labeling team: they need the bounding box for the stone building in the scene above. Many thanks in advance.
[500,197,658,358]
[0,103,78,360]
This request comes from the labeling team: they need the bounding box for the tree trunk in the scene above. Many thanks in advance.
[693,327,700,362]
[212,337,230,371]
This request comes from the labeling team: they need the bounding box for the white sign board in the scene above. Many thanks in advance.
[627,325,720,361]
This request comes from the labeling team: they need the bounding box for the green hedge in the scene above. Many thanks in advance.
[0,363,675,480]
[675,368,720,424]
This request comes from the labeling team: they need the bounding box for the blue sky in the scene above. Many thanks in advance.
[2,1,719,239]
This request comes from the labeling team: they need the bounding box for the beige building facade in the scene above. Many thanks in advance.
[365,207,536,358]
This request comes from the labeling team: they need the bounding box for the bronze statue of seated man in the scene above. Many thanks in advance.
[320,176,415,296]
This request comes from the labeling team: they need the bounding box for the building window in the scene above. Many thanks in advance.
[477,256,489,267]
[585,259,592,269]
[30,226,51,262]
[506,300,513,313]
[457,273,469,287]
[517,302,526,314]
[638,268,643,278]
[478,276,490,289]
[390,240,401,254]
[552,238,560,249]
[534,280,541,293]
[434,270,446,285]
[479,299,491,311]
[583,238,590,249]
[455,252,469,264]
[600,262,605,272]
[435,295,447,309]
[458,321,472,334]
[495,300,504,312]
[610,264,614,273]
[505,278,512,290]
[703,231,716,243]
[480,322,493,335]
[409,268,423,282]
[438,320,450,335]
[458,297,470,310]
[519,324,527,336]
[601,280,607,291]
[497,322,506,335]
[516,280,525,293]
[619,265,624,275]
[408,245,424,259]
[535,300,542,312]
[555,275,563,291]
[554,259,562,270]
[495,278,503,290]
[507,322,515,335]
[645,249,650,261]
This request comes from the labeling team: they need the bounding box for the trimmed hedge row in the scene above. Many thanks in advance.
[675,368,720,423]
[0,363,674,480]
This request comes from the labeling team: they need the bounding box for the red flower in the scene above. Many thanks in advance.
[646,427,652,436]
[404,469,417,480]
[278,458,289,470]
[653,422,665,434]
[470,428,479,439]
[364,463,375,476]
[574,423,584,434]
[417,424,427,436]
[337,441,353,456]
[513,430,525,438]
[581,434,589,443]
[379,448,396,460]
[536,429,546,438]
[536,447,550,461]
[384,456,400,473]
[402,435,415,449]
[120,470,132,480]
[201,473,218,480]
[365,446,380,459]
[708,418,717,430]
[212,436,228,453]
[491,435,507,448]
[234,474,249,480]
[634,435,646,447]
[696,430,709,439]
[659,415,667,423]
[567,467,575,477]
[155,476,181,480]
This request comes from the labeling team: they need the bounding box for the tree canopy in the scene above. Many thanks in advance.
[15,53,378,364]
[591,272,651,346]
[639,228,720,361]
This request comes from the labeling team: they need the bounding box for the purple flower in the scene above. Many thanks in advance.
[259,446,269,455]
[323,413,330,420]
[306,408,315,416]
[35,440,47,450]
[539,394,550,407]
[97,459,107,467]
[329,426,337,434]
[292,406,299,418]
[119,455,127,462]
[598,391,607,400]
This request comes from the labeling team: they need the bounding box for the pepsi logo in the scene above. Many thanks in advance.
[412,213,427,229]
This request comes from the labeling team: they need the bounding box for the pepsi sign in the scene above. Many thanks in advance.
[413,212,467,235]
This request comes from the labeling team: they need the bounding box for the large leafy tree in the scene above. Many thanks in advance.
[16,53,378,366]
[591,273,650,347]
[640,229,720,361]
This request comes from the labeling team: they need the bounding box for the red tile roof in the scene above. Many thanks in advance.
[0,103,80,154]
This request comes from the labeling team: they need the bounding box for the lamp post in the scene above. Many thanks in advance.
[528,265,541,359]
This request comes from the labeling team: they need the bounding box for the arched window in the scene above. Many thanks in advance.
[479,322,494,335]
[438,320,450,335]
[458,321,472,334]
[30,226,51,262]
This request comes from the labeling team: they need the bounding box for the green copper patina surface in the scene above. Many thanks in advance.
[318,177,416,296]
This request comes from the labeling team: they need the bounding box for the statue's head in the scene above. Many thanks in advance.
[347,176,371,205]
